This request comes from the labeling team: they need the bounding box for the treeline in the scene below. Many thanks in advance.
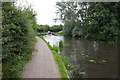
[2,2,37,78]
[37,24,63,32]
[56,2,120,42]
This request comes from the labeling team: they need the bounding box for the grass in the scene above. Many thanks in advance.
[57,30,63,35]
[38,36,68,78]
[59,40,64,49]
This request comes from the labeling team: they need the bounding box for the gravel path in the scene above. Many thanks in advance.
[23,36,60,78]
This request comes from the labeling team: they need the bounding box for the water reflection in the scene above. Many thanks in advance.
[43,35,63,46]
[43,35,118,78]
[93,41,98,52]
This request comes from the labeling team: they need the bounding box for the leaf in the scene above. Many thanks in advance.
[85,55,88,58]
[89,60,96,63]
[101,60,106,63]
[81,53,85,56]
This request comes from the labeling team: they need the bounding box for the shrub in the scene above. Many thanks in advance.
[2,2,37,78]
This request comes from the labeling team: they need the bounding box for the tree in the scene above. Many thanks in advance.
[85,3,119,41]
[55,2,119,42]
[51,25,63,32]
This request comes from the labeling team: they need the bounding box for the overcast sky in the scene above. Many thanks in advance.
[16,0,62,26]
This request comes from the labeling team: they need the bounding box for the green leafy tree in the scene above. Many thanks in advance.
[37,25,50,32]
[63,19,75,36]
[85,3,119,41]
[55,2,119,42]
[51,25,63,32]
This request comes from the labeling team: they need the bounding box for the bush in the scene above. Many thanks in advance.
[2,2,37,78]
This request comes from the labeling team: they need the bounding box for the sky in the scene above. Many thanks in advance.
[16,0,62,26]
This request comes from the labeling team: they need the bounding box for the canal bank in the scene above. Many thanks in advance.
[38,36,69,78]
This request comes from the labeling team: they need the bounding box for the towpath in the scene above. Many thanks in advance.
[23,36,60,78]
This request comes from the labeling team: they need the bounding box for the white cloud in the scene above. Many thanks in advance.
[16,0,62,26]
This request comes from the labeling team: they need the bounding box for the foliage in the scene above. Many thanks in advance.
[60,54,69,69]
[59,40,63,50]
[72,27,86,37]
[52,51,68,79]
[85,2,119,42]
[51,25,63,32]
[55,2,80,22]
[56,2,120,42]
[2,2,37,78]
[63,20,75,36]
[52,45,59,52]
[37,24,63,33]
[37,25,50,32]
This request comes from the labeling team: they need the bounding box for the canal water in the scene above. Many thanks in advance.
[43,35,118,78]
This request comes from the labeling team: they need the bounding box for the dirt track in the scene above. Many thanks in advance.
[23,36,60,78]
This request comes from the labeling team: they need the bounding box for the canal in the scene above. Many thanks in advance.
[43,35,118,78]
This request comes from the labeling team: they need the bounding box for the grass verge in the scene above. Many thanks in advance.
[38,36,68,78]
